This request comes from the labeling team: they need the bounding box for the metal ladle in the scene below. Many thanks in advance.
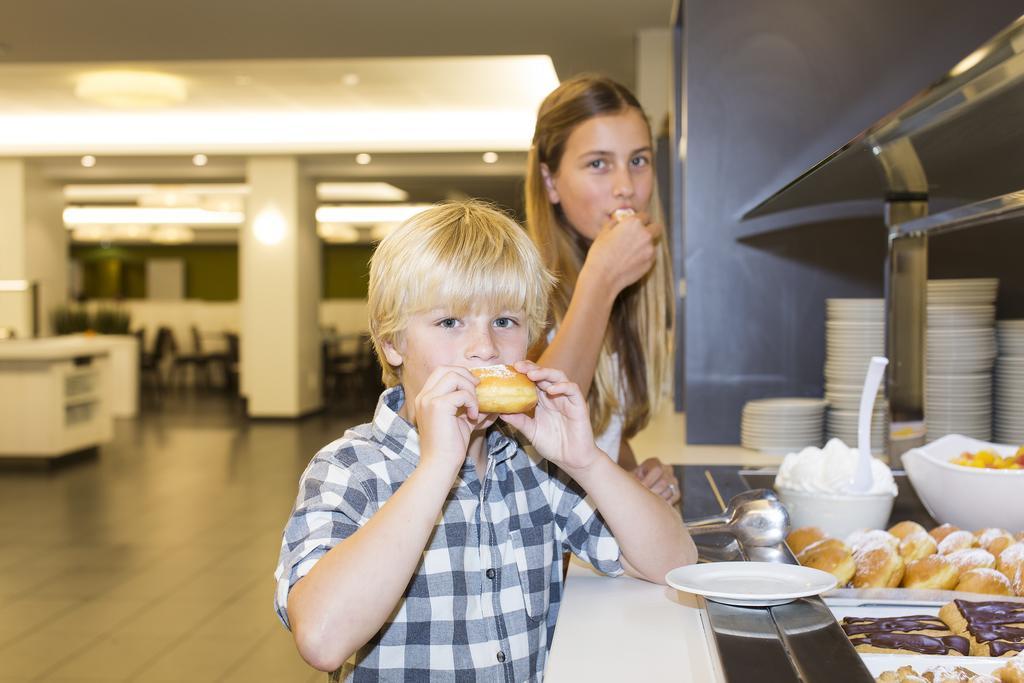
[685,489,790,547]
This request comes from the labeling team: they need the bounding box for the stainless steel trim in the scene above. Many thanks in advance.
[893,188,1024,237]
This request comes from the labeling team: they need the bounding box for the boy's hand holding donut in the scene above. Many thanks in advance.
[495,360,603,472]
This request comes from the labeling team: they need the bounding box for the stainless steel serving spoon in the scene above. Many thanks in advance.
[685,489,790,547]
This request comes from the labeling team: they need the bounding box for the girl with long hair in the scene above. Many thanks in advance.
[526,74,680,504]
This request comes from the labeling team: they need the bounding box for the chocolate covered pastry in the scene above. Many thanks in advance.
[842,614,971,655]
[939,600,1024,657]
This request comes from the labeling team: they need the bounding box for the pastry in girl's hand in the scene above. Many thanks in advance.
[900,530,939,563]
[939,530,979,555]
[787,526,827,555]
[955,568,1014,596]
[931,524,962,544]
[853,542,906,588]
[903,554,961,590]
[471,364,537,414]
[797,538,856,586]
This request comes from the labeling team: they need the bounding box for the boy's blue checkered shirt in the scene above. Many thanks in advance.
[275,385,623,682]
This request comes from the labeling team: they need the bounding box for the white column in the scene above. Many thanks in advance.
[241,157,322,417]
[635,28,673,137]
[0,159,66,338]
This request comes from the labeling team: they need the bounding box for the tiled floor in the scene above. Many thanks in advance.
[0,391,371,682]
[0,388,763,682]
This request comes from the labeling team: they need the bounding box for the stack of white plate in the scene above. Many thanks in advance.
[824,299,887,453]
[925,278,998,441]
[740,398,827,455]
[995,320,1024,443]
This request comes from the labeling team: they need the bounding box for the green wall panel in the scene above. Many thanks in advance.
[72,243,376,301]
[323,245,374,299]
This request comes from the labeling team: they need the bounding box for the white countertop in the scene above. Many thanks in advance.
[0,336,112,361]
[545,561,720,681]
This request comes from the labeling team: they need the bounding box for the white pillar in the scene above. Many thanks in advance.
[241,157,322,417]
[635,28,673,137]
[0,159,66,338]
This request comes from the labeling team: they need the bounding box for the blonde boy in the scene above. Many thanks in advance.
[274,201,696,681]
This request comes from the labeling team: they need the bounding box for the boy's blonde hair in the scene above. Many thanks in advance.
[368,200,555,387]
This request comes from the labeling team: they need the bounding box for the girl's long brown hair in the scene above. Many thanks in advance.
[526,74,674,439]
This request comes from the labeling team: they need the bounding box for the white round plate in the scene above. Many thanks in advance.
[665,562,837,607]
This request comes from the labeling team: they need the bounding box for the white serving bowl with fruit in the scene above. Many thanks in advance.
[902,434,1024,530]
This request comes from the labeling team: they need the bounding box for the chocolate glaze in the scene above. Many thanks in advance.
[841,615,948,637]
[849,632,971,655]
[954,599,1024,655]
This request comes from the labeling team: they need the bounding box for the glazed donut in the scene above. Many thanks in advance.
[852,542,905,589]
[898,530,938,563]
[787,526,827,555]
[956,568,1015,596]
[888,520,928,540]
[978,528,1016,559]
[930,523,961,544]
[471,365,537,414]
[902,554,960,590]
[938,530,978,555]
[797,538,856,586]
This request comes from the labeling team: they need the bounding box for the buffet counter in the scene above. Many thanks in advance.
[545,561,719,681]
[0,337,114,459]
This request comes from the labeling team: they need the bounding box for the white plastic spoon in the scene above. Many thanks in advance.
[851,356,889,493]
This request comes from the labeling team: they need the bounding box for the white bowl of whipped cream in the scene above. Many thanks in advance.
[774,438,898,538]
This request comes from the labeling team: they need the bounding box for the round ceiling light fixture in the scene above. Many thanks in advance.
[192,153,209,167]
[80,155,97,168]
[355,153,372,166]
[75,70,188,109]
[482,152,499,164]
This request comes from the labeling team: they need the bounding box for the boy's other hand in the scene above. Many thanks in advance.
[499,361,601,472]
[588,211,661,295]
[414,365,488,476]
[634,458,681,505]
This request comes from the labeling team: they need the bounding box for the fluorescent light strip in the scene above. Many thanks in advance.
[0,280,30,292]
[316,182,409,202]
[315,204,432,224]
[0,110,537,155]
[63,183,249,202]
[64,206,244,226]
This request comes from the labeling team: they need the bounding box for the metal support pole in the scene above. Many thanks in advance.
[885,199,928,466]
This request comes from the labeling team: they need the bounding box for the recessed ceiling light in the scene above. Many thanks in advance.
[482,152,499,164]
[75,70,188,109]
[192,153,209,167]
[355,153,372,165]
[341,73,360,87]
[80,155,97,168]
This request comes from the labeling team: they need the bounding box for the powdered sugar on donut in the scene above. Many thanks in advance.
[471,364,517,378]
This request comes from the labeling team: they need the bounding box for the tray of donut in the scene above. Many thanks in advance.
[787,522,1024,681]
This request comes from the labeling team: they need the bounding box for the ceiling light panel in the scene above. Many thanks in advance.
[63,206,243,226]
[316,182,408,202]
[0,56,559,155]
[315,204,431,224]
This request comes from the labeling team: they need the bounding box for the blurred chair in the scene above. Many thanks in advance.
[171,325,215,389]
[324,333,378,410]
[139,326,175,399]
[224,332,240,394]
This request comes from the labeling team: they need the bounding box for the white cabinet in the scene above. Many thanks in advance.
[0,338,113,458]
